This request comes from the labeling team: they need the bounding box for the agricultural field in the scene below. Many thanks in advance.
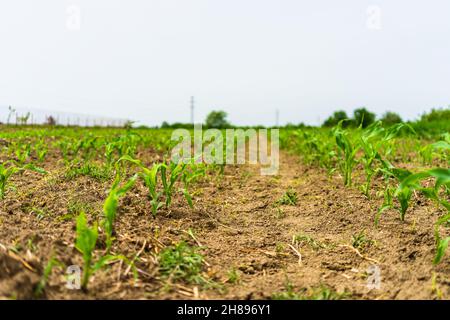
[0,119,449,300]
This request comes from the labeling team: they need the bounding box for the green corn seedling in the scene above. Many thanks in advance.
[161,161,187,207]
[374,185,394,226]
[118,155,194,215]
[377,162,414,221]
[419,135,450,165]
[118,155,165,216]
[35,255,63,297]
[147,164,165,215]
[332,122,359,186]
[360,123,409,197]
[0,163,20,199]
[182,161,206,187]
[0,161,46,199]
[75,212,98,291]
[56,140,71,164]
[433,213,450,264]
[104,142,117,167]
[103,174,138,251]
[36,144,48,162]
[15,143,31,164]
[397,168,450,213]
[390,168,450,221]
[75,211,134,290]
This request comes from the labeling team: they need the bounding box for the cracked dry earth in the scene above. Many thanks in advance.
[0,150,449,299]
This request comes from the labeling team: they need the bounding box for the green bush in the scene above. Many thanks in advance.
[354,108,376,128]
[380,112,402,125]
[323,111,350,128]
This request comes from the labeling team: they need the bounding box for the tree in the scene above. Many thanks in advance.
[354,108,375,128]
[46,116,56,126]
[380,111,402,125]
[323,110,350,127]
[205,110,230,128]
[17,112,31,125]
[421,107,450,122]
[123,120,135,130]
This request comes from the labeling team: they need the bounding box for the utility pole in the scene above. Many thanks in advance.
[190,96,195,124]
[275,109,279,127]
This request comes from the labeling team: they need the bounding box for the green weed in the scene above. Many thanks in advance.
[272,281,349,300]
[159,242,206,285]
[277,188,298,206]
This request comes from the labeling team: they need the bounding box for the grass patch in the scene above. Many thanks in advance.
[276,188,298,206]
[159,242,207,285]
[65,162,112,182]
[351,230,375,251]
[67,199,93,215]
[272,281,349,300]
[226,267,241,284]
[293,233,327,251]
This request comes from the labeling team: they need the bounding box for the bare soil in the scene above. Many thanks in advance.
[0,150,449,300]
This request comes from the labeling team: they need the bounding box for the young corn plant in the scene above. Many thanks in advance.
[414,169,450,211]
[56,140,72,164]
[146,163,165,216]
[119,155,194,216]
[75,211,98,291]
[104,142,117,168]
[181,159,206,187]
[103,174,138,251]
[0,161,46,199]
[15,143,31,165]
[118,156,165,216]
[419,139,450,166]
[161,161,190,207]
[376,159,414,221]
[359,122,413,198]
[396,168,450,220]
[332,122,359,186]
[34,255,63,297]
[75,212,133,291]
[374,184,394,226]
[381,167,450,221]
[180,160,207,208]
[34,141,48,163]
[433,213,450,265]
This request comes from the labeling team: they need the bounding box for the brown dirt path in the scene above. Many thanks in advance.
[191,151,449,299]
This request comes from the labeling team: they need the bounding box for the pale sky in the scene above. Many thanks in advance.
[1,0,449,126]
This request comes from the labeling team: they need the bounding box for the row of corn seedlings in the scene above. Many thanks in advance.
[282,121,450,264]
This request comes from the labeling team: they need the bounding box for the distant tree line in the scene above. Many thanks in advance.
[157,106,450,130]
[159,110,309,129]
[322,108,400,128]
[322,106,450,128]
